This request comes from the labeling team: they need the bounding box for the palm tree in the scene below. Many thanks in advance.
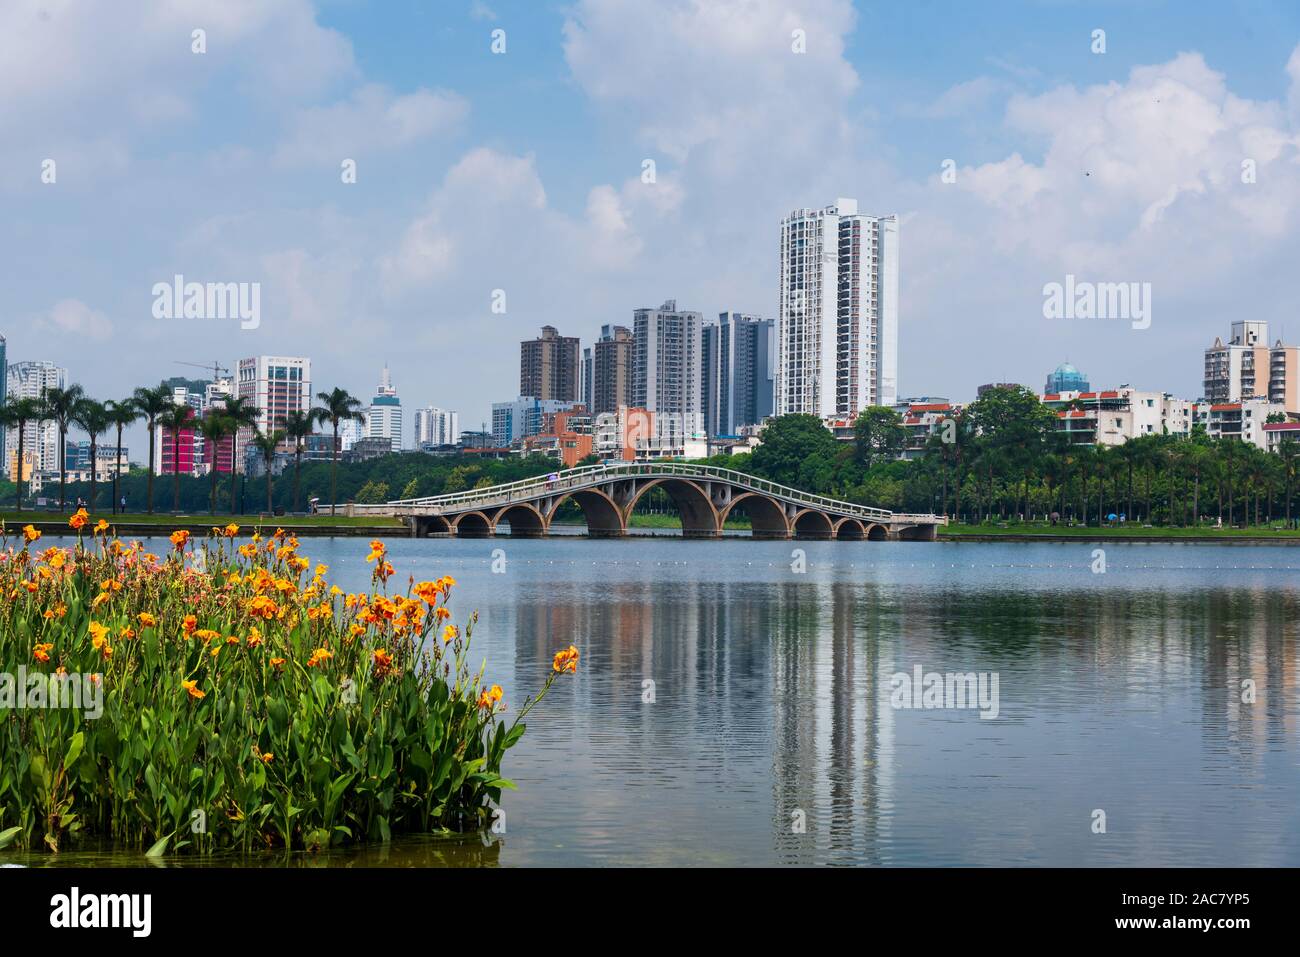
[71,397,110,512]
[1,396,43,512]
[312,388,365,515]
[42,385,85,511]
[220,396,261,515]
[1280,439,1299,528]
[105,399,141,515]
[251,427,286,514]
[281,409,315,514]
[196,413,235,515]
[157,403,194,513]
[132,384,173,514]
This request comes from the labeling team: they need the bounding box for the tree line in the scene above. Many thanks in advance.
[703,385,1300,528]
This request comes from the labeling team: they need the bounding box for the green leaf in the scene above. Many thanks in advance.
[64,731,85,768]
[144,833,171,858]
[0,826,22,849]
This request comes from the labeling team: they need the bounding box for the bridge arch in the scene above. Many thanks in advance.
[493,503,547,538]
[627,478,720,538]
[792,508,834,540]
[411,515,452,537]
[834,517,866,540]
[546,488,625,537]
[866,522,889,541]
[452,510,494,538]
[720,492,790,539]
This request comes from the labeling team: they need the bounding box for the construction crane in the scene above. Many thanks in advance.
[175,360,231,382]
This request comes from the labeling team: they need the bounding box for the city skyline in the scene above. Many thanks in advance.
[12,1,1300,461]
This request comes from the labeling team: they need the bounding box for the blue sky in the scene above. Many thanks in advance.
[8,0,1300,451]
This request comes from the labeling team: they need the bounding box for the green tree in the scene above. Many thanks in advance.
[71,397,111,512]
[197,414,236,515]
[105,398,141,514]
[312,388,365,516]
[250,427,286,513]
[0,396,43,511]
[220,396,261,515]
[41,384,86,511]
[132,383,173,514]
[157,403,194,513]
[750,414,840,490]
[282,409,316,514]
[852,406,906,468]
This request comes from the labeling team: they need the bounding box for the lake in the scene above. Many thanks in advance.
[15,535,1300,867]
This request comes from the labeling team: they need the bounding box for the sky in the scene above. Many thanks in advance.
[9,0,1300,455]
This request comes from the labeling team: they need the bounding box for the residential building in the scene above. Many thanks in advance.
[1203,321,1300,413]
[522,409,594,467]
[236,355,311,468]
[1044,362,1090,395]
[5,360,66,476]
[1263,420,1300,452]
[413,406,459,447]
[701,312,775,437]
[776,199,899,417]
[520,326,581,403]
[1042,387,1195,446]
[491,396,577,447]
[1198,398,1285,450]
[338,417,363,452]
[366,366,403,451]
[632,300,703,432]
[592,324,634,416]
[581,346,593,412]
[0,334,6,474]
[897,401,959,459]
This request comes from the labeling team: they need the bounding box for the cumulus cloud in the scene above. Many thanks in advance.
[33,299,114,341]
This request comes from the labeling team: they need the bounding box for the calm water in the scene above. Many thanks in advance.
[15,536,1300,867]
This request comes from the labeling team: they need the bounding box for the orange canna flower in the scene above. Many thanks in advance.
[68,508,89,530]
[170,529,190,550]
[138,612,157,627]
[442,624,458,644]
[182,614,198,636]
[182,679,206,700]
[22,524,41,543]
[552,645,580,674]
[33,642,54,663]
[306,648,334,667]
[224,523,240,537]
[94,519,110,534]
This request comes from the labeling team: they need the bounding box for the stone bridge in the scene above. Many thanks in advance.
[337,462,945,541]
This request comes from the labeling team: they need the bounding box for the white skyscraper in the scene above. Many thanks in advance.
[5,360,67,476]
[414,406,459,447]
[367,365,403,451]
[776,199,898,417]
[632,300,703,432]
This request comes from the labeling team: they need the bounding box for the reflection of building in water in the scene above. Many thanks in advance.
[770,581,893,864]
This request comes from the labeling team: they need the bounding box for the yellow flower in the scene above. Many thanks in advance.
[22,524,41,543]
[68,508,89,530]
[306,648,334,667]
[247,626,263,648]
[365,540,386,563]
[224,523,239,537]
[94,519,110,534]
[138,612,157,627]
[170,529,190,550]
[442,624,459,644]
[182,679,206,700]
[182,614,198,636]
[33,642,54,663]
[552,645,580,674]
[88,621,111,649]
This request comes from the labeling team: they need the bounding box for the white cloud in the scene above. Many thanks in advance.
[274,84,469,167]
[33,299,114,341]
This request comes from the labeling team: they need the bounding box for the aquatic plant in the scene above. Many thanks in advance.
[0,513,576,854]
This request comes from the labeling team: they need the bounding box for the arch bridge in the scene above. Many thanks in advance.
[337,462,945,541]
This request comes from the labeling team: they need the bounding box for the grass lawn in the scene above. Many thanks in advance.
[1,511,404,529]
[940,522,1300,539]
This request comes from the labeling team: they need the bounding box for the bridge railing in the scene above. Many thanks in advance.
[340,461,903,522]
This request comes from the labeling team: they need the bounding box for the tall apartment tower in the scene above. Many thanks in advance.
[632,301,703,430]
[1204,321,1300,413]
[777,199,898,417]
[701,312,775,436]
[592,324,633,416]
[6,360,66,476]
[580,347,593,412]
[520,325,580,403]
[414,406,459,446]
[0,334,6,476]
[367,365,403,451]
[237,355,312,469]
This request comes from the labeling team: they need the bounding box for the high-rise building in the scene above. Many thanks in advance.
[366,366,403,451]
[520,326,580,403]
[701,312,775,436]
[581,346,593,413]
[777,199,899,417]
[5,360,66,476]
[592,324,633,416]
[1202,320,1300,413]
[237,356,312,469]
[414,406,459,447]
[1044,362,1090,395]
[632,301,703,431]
